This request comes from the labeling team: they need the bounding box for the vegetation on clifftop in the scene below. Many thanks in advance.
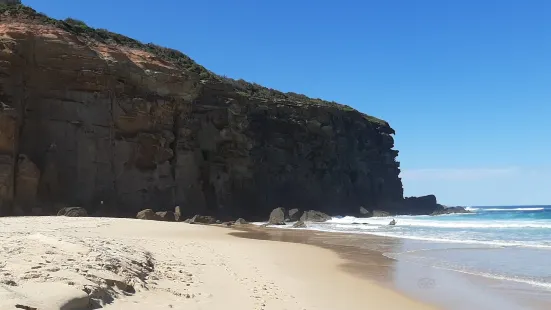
[0,4,388,126]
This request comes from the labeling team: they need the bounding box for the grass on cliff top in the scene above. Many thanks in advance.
[0,4,388,126]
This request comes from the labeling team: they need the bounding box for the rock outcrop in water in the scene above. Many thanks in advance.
[0,5,442,219]
[430,206,471,216]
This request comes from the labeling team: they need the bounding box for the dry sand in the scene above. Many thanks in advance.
[0,217,435,310]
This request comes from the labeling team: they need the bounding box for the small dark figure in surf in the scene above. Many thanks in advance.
[389,219,396,226]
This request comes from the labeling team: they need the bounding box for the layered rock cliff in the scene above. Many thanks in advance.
[0,5,406,219]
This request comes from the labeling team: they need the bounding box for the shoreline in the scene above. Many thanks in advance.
[239,224,551,310]
[2,216,548,309]
[0,217,435,310]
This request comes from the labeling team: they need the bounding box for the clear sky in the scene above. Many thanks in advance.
[24,0,551,206]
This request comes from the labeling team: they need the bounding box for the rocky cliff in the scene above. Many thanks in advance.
[0,5,407,219]
[0,0,20,5]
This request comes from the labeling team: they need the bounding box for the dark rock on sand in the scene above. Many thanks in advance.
[300,210,331,222]
[235,218,248,225]
[136,209,160,221]
[288,209,302,222]
[174,206,183,222]
[15,305,37,310]
[156,211,176,221]
[268,207,287,225]
[189,215,217,224]
[57,207,88,217]
[292,220,307,228]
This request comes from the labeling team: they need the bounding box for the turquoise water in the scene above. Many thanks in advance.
[308,206,551,292]
[326,206,551,248]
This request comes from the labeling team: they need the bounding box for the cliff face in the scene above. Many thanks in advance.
[0,7,404,219]
[0,1,21,5]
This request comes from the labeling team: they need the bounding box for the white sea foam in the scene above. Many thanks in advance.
[483,207,545,211]
[327,216,551,229]
[467,207,546,212]
[298,223,551,249]
[256,207,551,252]
[366,231,551,249]
[255,209,551,293]
[427,265,551,290]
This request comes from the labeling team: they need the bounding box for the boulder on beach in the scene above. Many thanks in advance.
[156,211,176,222]
[189,215,216,224]
[389,219,396,226]
[174,206,183,222]
[268,207,287,225]
[57,207,88,217]
[136,209,160,220]
[288,208,302,222]
[235,218,248,225]
[292,220,307,228]
[299,210,331,222]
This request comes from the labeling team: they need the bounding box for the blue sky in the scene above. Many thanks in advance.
[24,0,551,206]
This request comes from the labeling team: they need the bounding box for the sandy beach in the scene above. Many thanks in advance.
[0,217,434,310]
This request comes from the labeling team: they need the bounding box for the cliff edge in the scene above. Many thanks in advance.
[0,5,408,219]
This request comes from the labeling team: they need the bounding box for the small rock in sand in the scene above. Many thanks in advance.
[292,220,307,228]
[174,206,183,222]
[136,209,161,221]
[15,305,37,310]
[234,218,248,225]
[299,210,331,222]
[57,207,88,217]
[156,211,176,222]
[189,215,216,224]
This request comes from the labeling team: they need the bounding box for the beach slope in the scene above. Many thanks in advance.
[0,217,433,309]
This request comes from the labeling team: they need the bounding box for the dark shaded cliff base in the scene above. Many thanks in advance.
[0,4,440,219]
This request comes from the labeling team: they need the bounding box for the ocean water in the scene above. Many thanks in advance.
[303,205,551,294]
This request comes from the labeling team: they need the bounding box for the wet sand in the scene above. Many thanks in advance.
[231,226,551,310]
